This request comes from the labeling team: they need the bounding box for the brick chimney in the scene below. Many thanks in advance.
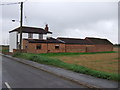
[45,24,49,32]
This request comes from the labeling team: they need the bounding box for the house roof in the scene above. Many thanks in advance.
[57,37,93,45]
[24,38,64,44]
[85,37,113,45]
[9,26,52,34]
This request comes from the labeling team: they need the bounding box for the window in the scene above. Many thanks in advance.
[25,45,28,49]
[36,45,41,49]
[28,33,33,38]
[55,45,60,49]
[39,34,43,39]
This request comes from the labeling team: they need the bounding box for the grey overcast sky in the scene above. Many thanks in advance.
[0,0,118,45]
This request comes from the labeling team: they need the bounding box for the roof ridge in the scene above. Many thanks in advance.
[9,26,52,34]
[21,26,44,29]
[85,37,107,40]
[57,37,83,40]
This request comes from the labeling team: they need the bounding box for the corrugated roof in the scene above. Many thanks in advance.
[57,37,93,45]
[9,26,52,34]
[85,37,113,45]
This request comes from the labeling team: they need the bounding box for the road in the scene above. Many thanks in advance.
[2,56,86,88]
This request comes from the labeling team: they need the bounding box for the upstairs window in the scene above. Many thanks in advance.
[39,34,43,39]
[36,45,41,49]
[55,45,60,49]
[28,33,33,38]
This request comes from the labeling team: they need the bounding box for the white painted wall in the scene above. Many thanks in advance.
[47,33,52,38]
[33,34,39,39]
[23,33,28,39]
[43,33,52,40]
[43,34,47,40]
[18,33,39,41]
[9,32,17,52]
[18,33,28,42]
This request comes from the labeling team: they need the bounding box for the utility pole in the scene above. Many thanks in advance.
[19,2,23,52]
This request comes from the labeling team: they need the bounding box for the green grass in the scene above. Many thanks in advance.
[0,46,9,53]
[0,48,9,53]
[39,51,117,56]
[2,49,9,53]
[12,52,120,81]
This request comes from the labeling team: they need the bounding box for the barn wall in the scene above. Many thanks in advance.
[65,44,94,53]
[65,44,113,53]
[22,40,113,54]
[47,43,65,53]
[87,45,113,52]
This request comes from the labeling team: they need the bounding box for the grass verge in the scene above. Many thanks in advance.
[2,49,9,53]
[39,51,117,56]
[12,52,120,81]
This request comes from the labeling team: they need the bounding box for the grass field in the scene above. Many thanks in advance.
[39,47,119,80]
[51,53,119,74]
[41,47,119,74]
[12,48,119,81]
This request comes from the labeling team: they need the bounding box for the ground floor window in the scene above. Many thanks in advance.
[25,45,28,49]
[36,45,41,49]
[55,45,60,49]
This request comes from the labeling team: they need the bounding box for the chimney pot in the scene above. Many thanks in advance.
[45,24,49,32]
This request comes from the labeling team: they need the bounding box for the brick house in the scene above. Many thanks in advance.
[9,24,52,52]
[9,25,113,53]
[23,38,65,53]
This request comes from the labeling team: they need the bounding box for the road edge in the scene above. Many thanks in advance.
[1,53,104,89]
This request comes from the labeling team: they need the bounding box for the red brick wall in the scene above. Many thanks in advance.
[28,43,48,53]
[65,44,113,53]
[23,40,65,53]
[23,40,113,53]
[65,44,94,53]
[23,40,28,50]
[47,43,65,53]
[87,45,113,52]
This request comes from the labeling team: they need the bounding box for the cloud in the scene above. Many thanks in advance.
[1,1,118,44]
[55,19,118,43]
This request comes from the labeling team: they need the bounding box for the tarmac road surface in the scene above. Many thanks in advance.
[2,56,86,88]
